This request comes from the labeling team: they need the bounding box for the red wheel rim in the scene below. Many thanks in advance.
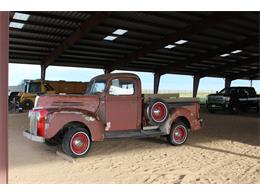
[151,102,167,122]
[70,132,90,155]
[172,125,187,143]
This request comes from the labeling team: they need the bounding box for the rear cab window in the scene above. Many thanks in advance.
[109,78,136,96]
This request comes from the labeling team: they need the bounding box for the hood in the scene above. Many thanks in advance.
[35,94,100,113]
[207,93,228,97]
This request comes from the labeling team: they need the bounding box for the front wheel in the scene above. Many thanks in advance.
[208,108,216,113]
[62,127,92,158]
[21,99,34,110]
[167,121,188,146]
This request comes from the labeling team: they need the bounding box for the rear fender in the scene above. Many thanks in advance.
[159,107,196,134]
[45,111,105,141]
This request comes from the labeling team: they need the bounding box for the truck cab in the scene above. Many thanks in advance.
[23,73,203,158]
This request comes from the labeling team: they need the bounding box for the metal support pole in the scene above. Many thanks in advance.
[225,78,232,88]
[0,11,9,184]
[104,66,112,74]
[250,80,253,87]
[41,65,46,81]
[193,75,200,98]
[154,72,161,94]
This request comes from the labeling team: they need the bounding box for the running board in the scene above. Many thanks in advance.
[104,129,163,139]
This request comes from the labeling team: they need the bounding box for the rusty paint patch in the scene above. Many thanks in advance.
[85,116,95,122]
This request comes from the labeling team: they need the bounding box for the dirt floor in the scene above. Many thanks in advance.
[8,108,260,184]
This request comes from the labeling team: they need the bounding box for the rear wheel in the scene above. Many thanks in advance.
[167,121,188,146]
[62,127,92,158]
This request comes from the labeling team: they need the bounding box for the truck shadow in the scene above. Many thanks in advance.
[186,144,260,161]
[9,110,259,169]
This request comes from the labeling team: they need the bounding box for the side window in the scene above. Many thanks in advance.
[248,88,256,97]
[109,79,135,96]
[239,89,249,98]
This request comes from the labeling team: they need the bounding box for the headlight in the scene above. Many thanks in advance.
[225,97,230,101]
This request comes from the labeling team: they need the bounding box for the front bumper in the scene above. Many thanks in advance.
[207,103,226,110]
[23,130,45,142]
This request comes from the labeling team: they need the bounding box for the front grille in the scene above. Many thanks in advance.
[29,112,37,135]
[208,96,225,104]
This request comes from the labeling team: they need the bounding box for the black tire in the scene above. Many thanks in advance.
[167,121,188,146]
[9,92,18,102]
[208,108,216,113]
[146,98,169,126]
[256,104,259,113]
[62,127,92,158]
[230,104,239,114]
[21,99,34,110]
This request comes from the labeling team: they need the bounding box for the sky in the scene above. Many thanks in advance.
[8,63,260,92]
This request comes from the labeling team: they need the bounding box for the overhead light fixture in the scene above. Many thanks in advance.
[13,12,30,21]
[175,40,188,45]
[164,44,176,49]
[112,29,128,36]
[220,53,230,57]
[104,35,117,41]
[9,22,24,29]
[231,50,242,54]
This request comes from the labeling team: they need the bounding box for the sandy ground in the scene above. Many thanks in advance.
[8,108,260,183]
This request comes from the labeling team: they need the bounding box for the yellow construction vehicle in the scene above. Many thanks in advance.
[17,80,88,110]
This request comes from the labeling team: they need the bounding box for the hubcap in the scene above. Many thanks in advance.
[172,125,187,143]
[70,132,89,155]
[151,102,167,122]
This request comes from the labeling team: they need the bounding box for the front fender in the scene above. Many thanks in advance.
[45,111,105,141]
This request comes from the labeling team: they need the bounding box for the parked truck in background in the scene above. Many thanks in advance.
[23,73,203,158]
[16,80,89,110]
[8,79,28,102]
[206,86,260,114]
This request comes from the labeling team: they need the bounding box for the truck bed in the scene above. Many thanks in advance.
[143,93,199,104]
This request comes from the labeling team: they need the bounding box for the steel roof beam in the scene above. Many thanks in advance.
[162,34,258,75]
[198,56,258,77]
[229,67,260,80]
[41,12,110,68]
[110,12,242,71]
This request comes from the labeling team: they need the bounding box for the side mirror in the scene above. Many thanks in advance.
[216,91,218,94]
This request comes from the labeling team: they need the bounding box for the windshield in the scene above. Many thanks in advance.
[218,88,227,94]
[28,82,41,93]
[86,79,106,95]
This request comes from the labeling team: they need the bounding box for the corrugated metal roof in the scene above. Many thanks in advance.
[9,11,259,80]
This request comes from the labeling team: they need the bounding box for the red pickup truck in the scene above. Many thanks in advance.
[23,73,203,158]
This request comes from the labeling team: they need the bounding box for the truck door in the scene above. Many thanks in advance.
[105,78,139,131]
[238,88,249,109]
[247,88,258,108]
